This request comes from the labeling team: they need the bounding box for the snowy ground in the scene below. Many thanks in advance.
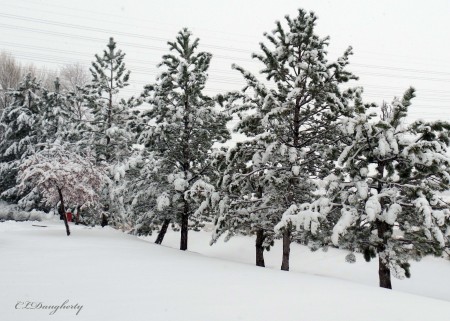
[149,229,450,302]
[1,220,449,321]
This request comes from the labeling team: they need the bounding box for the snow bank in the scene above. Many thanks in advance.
[1,221,449,321]
[0,201,51,222]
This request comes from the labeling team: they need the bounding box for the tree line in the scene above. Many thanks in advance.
[1,9,449,290]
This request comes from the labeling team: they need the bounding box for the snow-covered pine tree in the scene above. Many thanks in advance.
[0,73,43,204]
[39,78,74,145]
[41,77,101,219]
[61,64,92,133]
[0,74,79,209]
[213,9,357,271]
[84,37,132,163]
[82,37,135,226]
[122,149,175,238]
[211,140,279,267]
[283,88,450,289]
[139,28,229,250]
[336,89,449,288]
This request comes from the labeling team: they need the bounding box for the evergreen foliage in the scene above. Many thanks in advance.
[0,74,43,203]
[280,88,450,288]
[0,8,447,289]
[212,9,357,270]
[138,28,230,250]
[81,37,136,226]
[83,37,133,163]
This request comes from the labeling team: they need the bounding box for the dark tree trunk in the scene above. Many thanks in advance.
[75,205,81,225]
[57,187,70,236]
[155,219,171,245]
[180,200,189,251]
[255,228,266,267]
[105,45,113,160]
[377,219,392,289]
[58,202,64,220]
[378,255,392,289]
[179,72,191,251]
[281,228,291,271]
[281,95,300,271]
[101,213,108,227]
[375,162,392,289]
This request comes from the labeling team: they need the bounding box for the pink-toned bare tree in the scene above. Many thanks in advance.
[17,144,105,236]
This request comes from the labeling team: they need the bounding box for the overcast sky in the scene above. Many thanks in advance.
[1,0,449,122]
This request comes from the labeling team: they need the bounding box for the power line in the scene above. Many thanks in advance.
[1,31,450,87]
[0,12,253,55]
[351,63,450,77]
[6,51,450,105]
[4,42,449,98]
[10,0,260,43]
[0,24,256,63]
[8,0,450,68]
[1,12,450,83]
[1,21,448,106]
[9,54,450,107]
[2,11,450,75]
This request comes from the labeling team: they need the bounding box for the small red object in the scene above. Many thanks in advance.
[66,212,73,222]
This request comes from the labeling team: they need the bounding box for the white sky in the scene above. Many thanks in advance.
[0,0,449,122]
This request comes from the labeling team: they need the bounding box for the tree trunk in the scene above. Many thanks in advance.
[58,202,64,220]
[178,73,192,252]
[57,187,70,236]
[255,228,266,267]
[377,219,392,289]
[281,95,300,271]
[180,200,189,251]
[101,213,108,227]
[105,43,113,159]
[375,162,392,289]
[75,205,81,225]
[378,255,392,289]
[281,228,291,271]
[155,219,170,245]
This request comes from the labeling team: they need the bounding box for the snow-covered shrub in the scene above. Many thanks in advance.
[0,201,47,222]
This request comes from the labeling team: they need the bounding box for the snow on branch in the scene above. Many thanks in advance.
[17,144,106,209]
[275,197,332,235]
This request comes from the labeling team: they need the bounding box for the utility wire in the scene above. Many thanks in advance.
[8,0,450,67]
[10,53,450,107]
[2,11,450,74]
[2,34,450,85]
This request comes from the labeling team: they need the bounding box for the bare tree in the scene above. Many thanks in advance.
[22,64,59,90]
[60,62,90,121]
[60,62,90,93]
[0,51,22,110]
[17,144,106,236]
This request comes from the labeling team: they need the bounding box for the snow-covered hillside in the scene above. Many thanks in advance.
[146,229,450,302]
[0,220,449,321]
